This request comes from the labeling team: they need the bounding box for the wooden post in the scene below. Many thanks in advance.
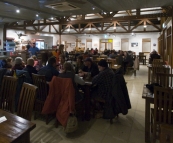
[3,24,7,42]
[171,8,173,73]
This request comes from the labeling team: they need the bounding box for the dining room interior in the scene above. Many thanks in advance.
[0,0,173,143]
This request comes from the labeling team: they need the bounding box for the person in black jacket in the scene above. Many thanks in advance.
[23,58,37,78]
[79,57,99,78]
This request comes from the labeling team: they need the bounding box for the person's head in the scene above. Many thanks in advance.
[48,56,57,67]
[32,55,37,60]
[59,54,65,64]
[98,59,108,71]
[63,62,75,73]
[14,57,23,65]
[77,55,83,63]
[31,43,36,48]
[84,57,92,67]
[6,57,13,64]
[27,58,34,66]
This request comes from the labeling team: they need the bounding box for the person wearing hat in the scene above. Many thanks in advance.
[79,57,99,78]
[91,59,114,100]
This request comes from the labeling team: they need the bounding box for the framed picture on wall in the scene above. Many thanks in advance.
[131,43,138,47]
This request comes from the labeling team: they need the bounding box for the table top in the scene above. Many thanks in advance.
[111,65,121,70]
[147,64,170,68]
[0,109,36,143]
[142,84,154,99]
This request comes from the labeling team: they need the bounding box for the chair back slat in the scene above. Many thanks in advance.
[0,76,17,113]
[32,74,48,101]
[154,86,173,125]
[17,82,37,121]
[156,73,173,88]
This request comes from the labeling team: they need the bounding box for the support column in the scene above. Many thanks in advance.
[3,24,7,42]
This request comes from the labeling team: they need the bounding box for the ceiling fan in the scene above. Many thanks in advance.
[15,32,27,39]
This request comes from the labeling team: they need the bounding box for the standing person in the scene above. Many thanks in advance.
[28,43,39,56]
[26,42,31,51]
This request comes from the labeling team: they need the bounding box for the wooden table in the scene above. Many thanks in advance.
[0,109,36,143]
[142,85,154,143]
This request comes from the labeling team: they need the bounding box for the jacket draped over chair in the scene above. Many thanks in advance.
[42,76,75,126]
[103,74,131,119]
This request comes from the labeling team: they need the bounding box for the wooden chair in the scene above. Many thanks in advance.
[160,124,173,143]
[0,68,7,89]
[17,82,38,121]
[0,76,18,113]
[32,73,50,124]
[151,59,167,83]
[156,73,173,88]
[151,86,173,142]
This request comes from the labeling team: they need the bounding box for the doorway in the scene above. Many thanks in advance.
[99,39,113,52]
[121,38,129,51]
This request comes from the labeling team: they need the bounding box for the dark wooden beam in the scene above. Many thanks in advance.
[52,25,59,34]
[91,23,101,32]
[146,19,161,30]
[131,20,144,31]
[117,21,128,32]
[7,12,168,28]
[61,30,161,35]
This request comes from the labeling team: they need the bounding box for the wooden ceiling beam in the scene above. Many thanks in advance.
[70,25,79,33]
[131,20,144,31]
[61,30,160,35]
[103,22,114,31]
[91,23,101,32]
[146,19,161,30]
[52,25,59,33]
[117,21,128,32]
[40,25,47,31]
[126,10,132,16]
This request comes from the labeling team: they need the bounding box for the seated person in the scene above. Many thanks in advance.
[109,51,117,59]
[23,58,37,78]
[58,62,85,103]
[123,51,133,73]
[38,56,59,81]
[58,54,66,71]
[149,50,160,64]
[9,57,25,76]
[32,55,42,71]
[75,55,84,74]
[92,59,114,100]
[6,57,13,68]
[79,57,99,78]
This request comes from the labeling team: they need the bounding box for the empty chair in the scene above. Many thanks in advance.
[151,59,167,83]
[151,86,173,142]
[17,82,38,121]
[0,68,7,88]
[160,124,173,143]
[156,73,173,87]
[0,76,17,113]
[32,73,49,124]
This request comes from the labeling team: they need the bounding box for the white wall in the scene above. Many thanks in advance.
[79,33,159,54]
[5,29,159,54]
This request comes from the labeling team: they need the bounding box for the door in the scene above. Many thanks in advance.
[121,39,129,51]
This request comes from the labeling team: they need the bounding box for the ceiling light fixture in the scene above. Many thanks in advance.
[16,9,20,13]
[143,25,147,28]
[88,27,91,30]
[92,6,95,10]
[51,17,54,20]
[131,32,135,36]
[113,26,116,30]
[36,14,39,17]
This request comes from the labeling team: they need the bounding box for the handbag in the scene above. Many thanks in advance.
[64,114,78,133]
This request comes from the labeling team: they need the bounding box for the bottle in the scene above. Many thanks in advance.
[13,70,17,78]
